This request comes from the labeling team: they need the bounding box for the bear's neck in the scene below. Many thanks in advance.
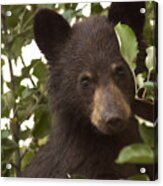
[49,113,140,152]
[45,113,141,178]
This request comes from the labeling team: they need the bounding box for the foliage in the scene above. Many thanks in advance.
[1,2,157,180]
[128,174,150,181]
[114,1,157,180]
[116,143,154,164]
[115,23,138,71]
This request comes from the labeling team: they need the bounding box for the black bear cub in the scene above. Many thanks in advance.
[23,2,153,179]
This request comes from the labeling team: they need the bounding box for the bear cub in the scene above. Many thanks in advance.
[23,2,154,180]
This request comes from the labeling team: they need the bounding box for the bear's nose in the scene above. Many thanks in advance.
[106,118,124,130]
[102,111,126,130]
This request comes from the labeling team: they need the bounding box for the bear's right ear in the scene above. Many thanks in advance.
[34,9,71,60]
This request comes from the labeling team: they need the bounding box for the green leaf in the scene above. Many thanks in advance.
[17,109,28,121]
[143,81,155,100]
[19,129,31,140]
[136,73,146,89]
[21,151,35,170]
[16,98,35,122]
[10,37,24,57]
[128,174,150,181]
[4,5,24,28]
[32,104,51,138]
[37,4,54,9]
[2,149,15,162]
[2,138,18,161]
[143,81,155,89]
[145,46,156,72]
[13,76,22,89]
[1,96,10,118]
[91,4,103,15]
[63,10,74,23]
[17,85,26,96]
[139,124,155,147]
[38,136,49,146]
[33,60,48,82]
[3,91,15,110]
[115,143,154,164]
[1,130,10,139]
[21,87,34,99]
[1,58,5,66]
[21,66,31,78]
[2,138,18,151]
[30,59,40,67]
[114,23,139,71]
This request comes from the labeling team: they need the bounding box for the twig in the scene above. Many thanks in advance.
[142,70,152,98]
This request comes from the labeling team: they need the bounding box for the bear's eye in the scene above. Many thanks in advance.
[115,65,126,77]
[80,75,92,88]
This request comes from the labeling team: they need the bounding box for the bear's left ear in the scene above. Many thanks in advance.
[34,9,71,60]
[108,2,147,74]
[108,2,145,39]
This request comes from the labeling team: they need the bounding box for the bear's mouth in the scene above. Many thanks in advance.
[91,120,128,136]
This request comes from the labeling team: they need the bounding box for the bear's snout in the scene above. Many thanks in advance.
[91,81,131,135]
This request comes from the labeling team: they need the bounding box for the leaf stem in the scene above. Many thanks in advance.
[142,70,151,98]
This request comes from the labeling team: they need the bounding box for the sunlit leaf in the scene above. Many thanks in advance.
[63,10,74,23]
[3,91,15,110]
[144,81,155,88]
[128,174,150,181]
[114,23,139,71]
[38,136,49,146]
[139,124,155,147]
[1,130,10,139]
[21,87,34,99]
[136,73,146,89]
[145,46,156,73]
[1,58,5,66]
[22,151,35,170]
[115,143,154,164]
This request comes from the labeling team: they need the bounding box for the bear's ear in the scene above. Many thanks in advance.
[34,9,71,60]
[132,98,157,123]
[108,2,145,38]
[108,2,147,74]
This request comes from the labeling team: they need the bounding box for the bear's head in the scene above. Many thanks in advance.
[33,3,146,136]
